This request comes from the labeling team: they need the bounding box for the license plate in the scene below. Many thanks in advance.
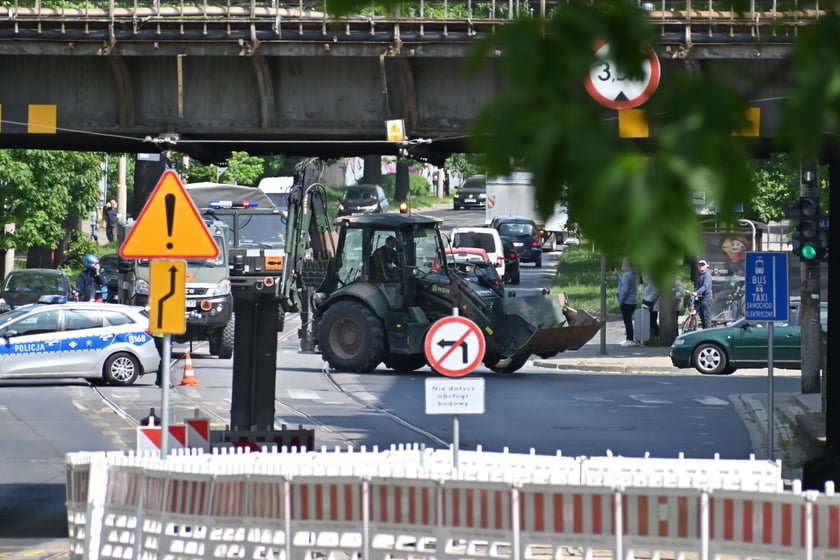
[185,300,197,308]
[466,198,475,202]
[513,242,524,247]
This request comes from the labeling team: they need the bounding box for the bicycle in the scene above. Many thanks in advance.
[681,294,698,333]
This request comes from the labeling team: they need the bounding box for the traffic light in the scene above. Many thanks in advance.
[791,195,823,261]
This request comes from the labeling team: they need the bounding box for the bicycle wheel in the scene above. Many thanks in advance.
[681,314,697,333]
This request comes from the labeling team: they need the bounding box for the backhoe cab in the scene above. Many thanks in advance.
[310,213,602,374]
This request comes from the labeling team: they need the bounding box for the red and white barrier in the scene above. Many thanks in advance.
[68,449,840,560]
[367,477,439,557]
[287,476,366,560]
[518,484,617,557]
[707,489,813,559]
[437,480,513,559]
[136,425,187,454]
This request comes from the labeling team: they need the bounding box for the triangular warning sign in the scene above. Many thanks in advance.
[120,170,220,259]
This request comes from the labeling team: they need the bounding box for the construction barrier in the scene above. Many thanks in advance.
[66,447,835,560]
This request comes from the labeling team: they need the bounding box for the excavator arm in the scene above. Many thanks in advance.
[281,161,337,314]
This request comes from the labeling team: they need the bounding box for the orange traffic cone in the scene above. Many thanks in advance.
[180,352,199,386]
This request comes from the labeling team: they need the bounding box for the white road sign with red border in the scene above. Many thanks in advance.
[424,316,486,377]
[584,41,661,110]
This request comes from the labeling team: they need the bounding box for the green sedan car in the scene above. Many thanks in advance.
[670,301,826,375]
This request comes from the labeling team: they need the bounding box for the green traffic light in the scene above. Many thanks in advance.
[801,243,818,260]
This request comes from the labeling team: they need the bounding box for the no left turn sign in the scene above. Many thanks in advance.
[584,41,660,110]
[424,316,486,377]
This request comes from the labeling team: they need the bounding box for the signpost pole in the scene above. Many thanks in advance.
[744,251,788,462]
[161,333,171,457]
[452,414,460,472]
[768,324,775,460]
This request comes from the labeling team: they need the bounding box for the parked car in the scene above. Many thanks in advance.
[452,175,487,210]
[337,184,390,216]
[443,247,504,296]
[670,299,827,375]
[493,216,543,267]
[98,253,121,303]
[0,299,160,385]
[501,239,521,285]
[0,268,73,312]
[449,226,505,279]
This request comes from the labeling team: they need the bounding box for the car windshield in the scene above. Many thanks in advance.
[344,187,378,200]
[499,223,534,236]
[453,232,496,253]
[4,272,64,293]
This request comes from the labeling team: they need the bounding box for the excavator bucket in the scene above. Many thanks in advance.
[502,292,603,360]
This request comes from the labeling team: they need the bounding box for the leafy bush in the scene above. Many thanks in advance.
[381,173,432,200]
[62,231,102,273]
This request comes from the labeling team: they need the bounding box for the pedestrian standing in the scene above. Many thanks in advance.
[613,258,638,347]
[89,208,99,242]
[693,259,714,329]
[641,273,660,340]
[104,199,118,243]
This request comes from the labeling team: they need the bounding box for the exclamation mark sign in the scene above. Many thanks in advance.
[165,193,175,250]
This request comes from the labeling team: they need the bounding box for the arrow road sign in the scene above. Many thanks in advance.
[149,260,186,335]
[424,316,486,377]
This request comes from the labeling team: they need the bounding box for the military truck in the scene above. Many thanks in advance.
[183,182,288,328]
[117,218,235,358]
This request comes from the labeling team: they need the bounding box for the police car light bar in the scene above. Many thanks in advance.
[209,200,259,209]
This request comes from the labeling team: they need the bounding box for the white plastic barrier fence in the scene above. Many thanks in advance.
[580,452,783,492]
[67,447,835,560]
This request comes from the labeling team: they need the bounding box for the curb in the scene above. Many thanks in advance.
[532,360,679,374]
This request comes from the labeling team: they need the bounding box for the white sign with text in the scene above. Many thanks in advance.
[425,378,485,415]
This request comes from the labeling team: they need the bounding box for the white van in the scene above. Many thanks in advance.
[449,227,505,279]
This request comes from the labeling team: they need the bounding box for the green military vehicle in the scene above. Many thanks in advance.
[117,218,235,358]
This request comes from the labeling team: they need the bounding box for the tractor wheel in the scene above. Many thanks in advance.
[487,356,529,374]
[319,301,386,373]
[385,354,427,373]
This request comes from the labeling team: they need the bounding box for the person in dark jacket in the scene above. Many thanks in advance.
[73,254,108,301]
[104,200,118,243]
[613,258,638,346]
[693,259,714,329]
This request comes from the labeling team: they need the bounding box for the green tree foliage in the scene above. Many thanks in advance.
[445,153,483,180]
[323,0,835,290]
[0,150,101,257]
[381,170,433,199]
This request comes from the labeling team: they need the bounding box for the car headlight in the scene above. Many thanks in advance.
[672,338,686,346]
[338,203,345,210]
[211,279,231,297]
[135,278,150,295]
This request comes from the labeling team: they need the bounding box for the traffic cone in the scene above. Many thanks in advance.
[180,353,199,386]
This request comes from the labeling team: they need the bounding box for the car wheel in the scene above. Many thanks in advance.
[318,300,386,373]
[535,254,542,268]
[692,343,729,375]
[453,204,460,211]
[104,352,141,386]
[511,271,521,285]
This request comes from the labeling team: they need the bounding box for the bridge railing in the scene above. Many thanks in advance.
[0,0,825,42]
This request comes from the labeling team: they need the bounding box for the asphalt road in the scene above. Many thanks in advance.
[0,206,795,558]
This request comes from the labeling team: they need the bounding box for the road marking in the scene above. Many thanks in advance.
[571,394,612,403]
[628,394,671,404]
[694,396,730,406]
[285,388,321,400]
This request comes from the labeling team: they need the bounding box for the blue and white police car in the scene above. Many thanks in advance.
[0,296,160,385]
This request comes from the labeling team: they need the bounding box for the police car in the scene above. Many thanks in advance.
[0,296,160,385]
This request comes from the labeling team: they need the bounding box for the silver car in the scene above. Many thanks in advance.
[0,300,160,385]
